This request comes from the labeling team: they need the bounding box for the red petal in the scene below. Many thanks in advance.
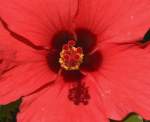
[92,44,150,120]
[0,22,47,61]
[0,61,57,104]
[0,18,57,104]
[76,0,150,43]
[17,76,109,122]
[0,0,78,47]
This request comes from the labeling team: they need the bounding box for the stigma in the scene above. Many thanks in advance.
[59,40,84,70]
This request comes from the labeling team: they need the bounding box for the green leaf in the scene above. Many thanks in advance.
[0,99,21,122]
[124,114,143,122]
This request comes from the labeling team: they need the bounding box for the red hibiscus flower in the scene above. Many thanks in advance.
[0,0,150,122]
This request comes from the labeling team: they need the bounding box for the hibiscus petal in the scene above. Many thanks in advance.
[0,61,57,104]
[0,0,78,46]
[0,22,47,61]
[0,20,58,104]
[92,44,150,120]
[76,0,150,43]
[17,76,109,122]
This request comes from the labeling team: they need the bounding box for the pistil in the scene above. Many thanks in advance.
[59,40,84,70]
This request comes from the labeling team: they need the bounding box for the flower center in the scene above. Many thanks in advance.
[59,40,84,70]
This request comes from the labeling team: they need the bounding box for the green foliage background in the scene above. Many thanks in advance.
[0,100,149,122]
[0,100,21,122]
